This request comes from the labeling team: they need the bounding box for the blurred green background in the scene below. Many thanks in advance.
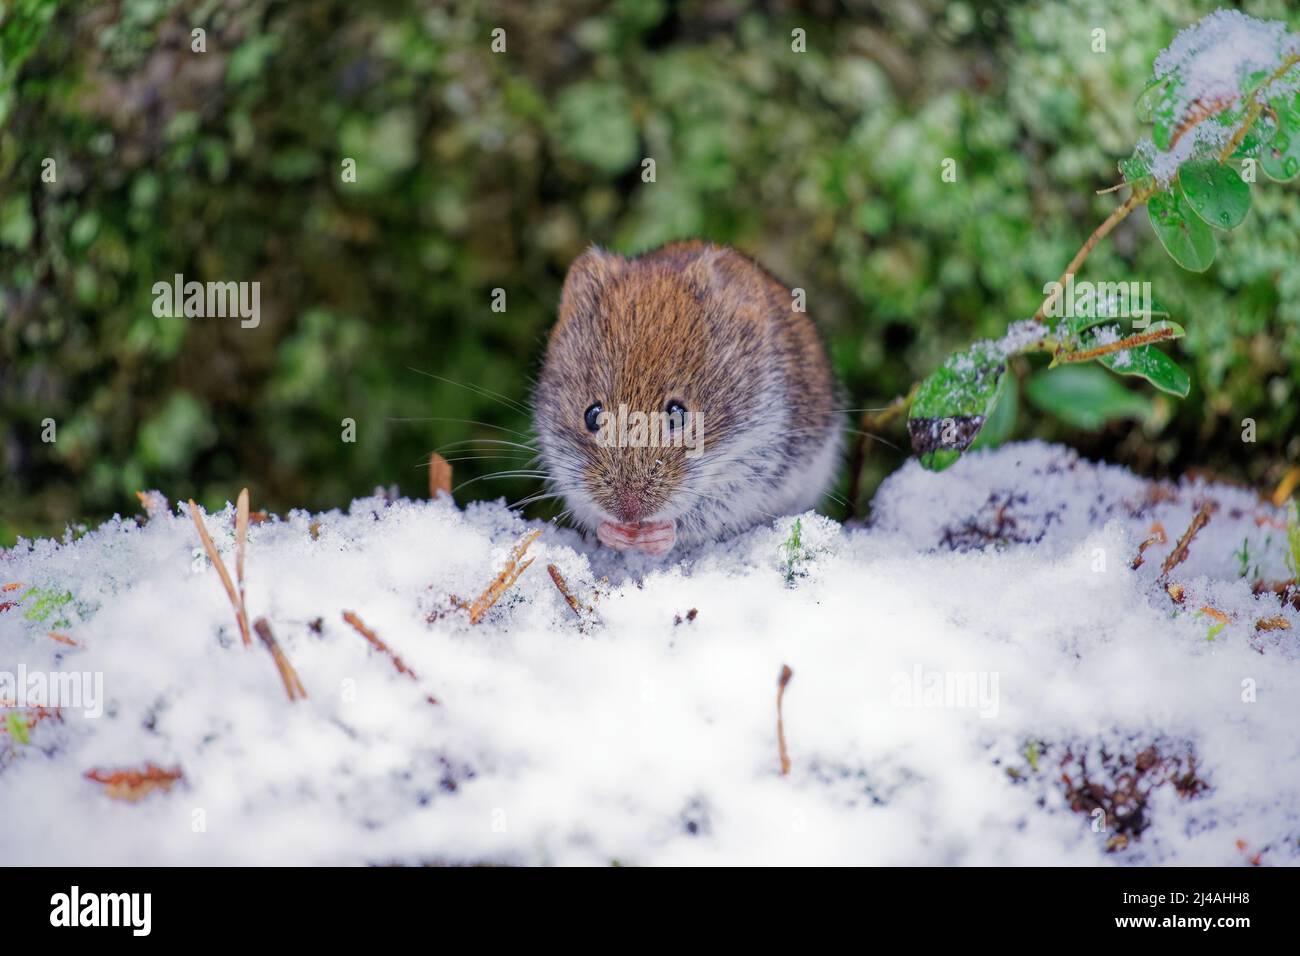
[3,0,1299,545]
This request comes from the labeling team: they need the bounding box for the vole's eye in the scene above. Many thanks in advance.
[583,402,604,432]
[665,400,687,430]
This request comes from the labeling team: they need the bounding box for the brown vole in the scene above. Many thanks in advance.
[533,240,841,556]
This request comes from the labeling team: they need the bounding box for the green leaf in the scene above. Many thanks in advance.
[1134,76,1168,124]
[552,82,640,174]
[1119,144,1153,184]
[1098,344,1191,398]
[1054,291,1171,340]
[5,712,29,746]
[1178,159,1250,229]
[21,587,74,627]
[971,370,1018,450]
[907,344,1006,471]
[1261,96,1300,182]
[1147,188,1217,272]
[1150,77,1185,151]
[1024,365,1150,430]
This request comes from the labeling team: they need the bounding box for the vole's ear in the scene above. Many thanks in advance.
[682,243,766,301]
[559,246,625,318]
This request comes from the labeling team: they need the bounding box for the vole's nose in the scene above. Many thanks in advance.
[613,487,646,523]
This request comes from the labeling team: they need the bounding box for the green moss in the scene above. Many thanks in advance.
[2,0,1299,544]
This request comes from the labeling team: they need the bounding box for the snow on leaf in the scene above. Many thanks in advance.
[907,343,1005,471]
[1098,344,1191,398]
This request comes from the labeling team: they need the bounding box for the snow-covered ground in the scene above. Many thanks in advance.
[1,441,1297,865]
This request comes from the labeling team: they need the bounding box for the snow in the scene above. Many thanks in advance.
[1144,11,1298,185]
[1,441,1297,865]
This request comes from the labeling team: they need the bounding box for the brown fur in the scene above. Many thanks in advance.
[534,240,839,546]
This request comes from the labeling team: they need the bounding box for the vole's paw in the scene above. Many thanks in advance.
[597,520,677,556]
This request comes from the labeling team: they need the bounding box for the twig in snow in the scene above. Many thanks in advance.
[1130,522,1168,570]
[1256,615,1291,632]
[135,490,170,519]
[429,452,453,500]
[253,617,308,702]
[776,664,793,776]
[188,498,252,646]
[85,763,182,802]
[468,529,542,624]
[235,488,250,633]
[546,564,590,618]
[1160,504,1213,577]
[342,610,438,705]
[46,632,78,647]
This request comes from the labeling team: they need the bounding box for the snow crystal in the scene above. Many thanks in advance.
[1145,11,1297,185]
[1153,11,1289,96]
[1,442,1297,865]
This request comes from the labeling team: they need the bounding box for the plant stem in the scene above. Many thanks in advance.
[1053,323,1181,365]
[1032,187,1152,323]
[1219,53,1300,163]
[844,385,917,519]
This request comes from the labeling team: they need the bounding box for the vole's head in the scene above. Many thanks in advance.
[533,243,774,543]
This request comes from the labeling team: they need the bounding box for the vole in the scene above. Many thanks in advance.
[533,240,841,556]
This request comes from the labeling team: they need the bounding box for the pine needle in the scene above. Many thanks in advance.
[546,564,590,618]
[252,617,307,701]
[235,488,250,625]
[1161,504,1213,577]
[188,499,252,646]
[468,529,542,624]
[342,610,438,705]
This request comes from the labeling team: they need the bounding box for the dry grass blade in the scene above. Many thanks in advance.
[235,487,250,622]
[135,490,170,519]
[1161,504,1213,577]
[85,763,183,802]
[188,498,252,646]
[1199,606,1230,624]
[1256,615,1291,632]
[46,632,78,647]
[468,529,542,624]
[343,610,438,704]
[1130,521,1167,570]
[429,451,453,499]
[776,664,793,776]
[1273,466,1300,507]
[546,564,589,618]
[253,616,308,701]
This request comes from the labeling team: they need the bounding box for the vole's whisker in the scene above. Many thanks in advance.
[451,471,549,495]
[407,368,531,416]
[434,438,539,454]
[509,491,570,510]
[437,455,537,466]
[391,416,536,440]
